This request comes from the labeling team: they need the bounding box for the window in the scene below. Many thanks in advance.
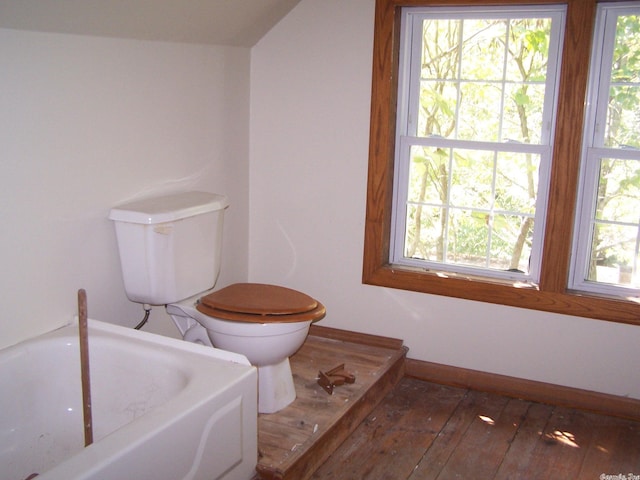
[391,6,564,284]
[363,0,640,324]
[571,3,640,296]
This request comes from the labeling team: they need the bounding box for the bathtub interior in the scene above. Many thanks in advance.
[0,319,257,480]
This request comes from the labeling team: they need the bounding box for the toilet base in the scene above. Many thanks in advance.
[258,358,296,414]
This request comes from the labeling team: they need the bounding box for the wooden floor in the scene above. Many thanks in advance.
[254,329,640,479]
[311,377,640,479]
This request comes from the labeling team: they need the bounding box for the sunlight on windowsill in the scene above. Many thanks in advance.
[392,264,541,290]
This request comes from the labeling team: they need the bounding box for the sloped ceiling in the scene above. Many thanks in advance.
[0,0,301,47]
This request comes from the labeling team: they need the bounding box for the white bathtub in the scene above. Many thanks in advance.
[0,319,258,480]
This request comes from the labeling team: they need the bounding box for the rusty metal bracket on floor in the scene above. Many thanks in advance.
[317,363,355,395]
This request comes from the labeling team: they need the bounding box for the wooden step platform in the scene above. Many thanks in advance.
[256,326,407,480]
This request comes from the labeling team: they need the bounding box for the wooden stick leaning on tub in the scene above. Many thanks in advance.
[78,289,93,446]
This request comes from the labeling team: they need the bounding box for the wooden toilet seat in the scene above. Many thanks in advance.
[196,283,326,323]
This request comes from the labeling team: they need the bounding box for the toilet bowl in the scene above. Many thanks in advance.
[167,283,326,413]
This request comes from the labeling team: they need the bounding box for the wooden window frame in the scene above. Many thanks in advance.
[362,0,640,325]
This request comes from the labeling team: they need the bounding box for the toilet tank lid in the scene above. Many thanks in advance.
[108,191,229,224]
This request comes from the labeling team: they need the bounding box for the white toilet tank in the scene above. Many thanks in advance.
[108,191,229,305]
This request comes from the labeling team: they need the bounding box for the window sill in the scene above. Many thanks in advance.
[363,263,640,325]
[388,263,541,290]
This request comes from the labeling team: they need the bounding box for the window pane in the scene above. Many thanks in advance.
[417,81,458,137]
[404,204,445,261]
[505,20,553,82]
[445,208,489,267]
[588,223,639,287]
[457,82,502,141]
[606,84,640,149]
[460,20,507,80]
[494,152,540,214]
[450,149,494,209]
[407,146,448,205]
[502,83,546,144]
[490,214,534,272]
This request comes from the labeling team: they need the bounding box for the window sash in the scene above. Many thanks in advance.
[391,135,552,282]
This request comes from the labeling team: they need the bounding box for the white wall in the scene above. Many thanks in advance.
[249,0,640,399]
[2,1,637,401]
[0,29,250,348]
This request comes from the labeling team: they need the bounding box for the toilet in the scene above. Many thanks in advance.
[108,191,325,413]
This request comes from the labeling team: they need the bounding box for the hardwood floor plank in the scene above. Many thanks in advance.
[493,402,555,480]
[310,378,465,480]
[577,413,640,477]
[428,394,529,479]
[519,406,598,478]
[407,390,500,479]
